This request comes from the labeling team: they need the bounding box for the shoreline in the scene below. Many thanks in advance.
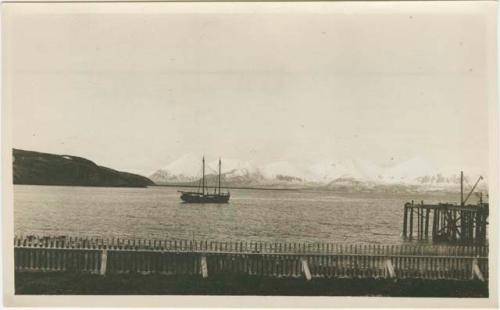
[12,183,482,196]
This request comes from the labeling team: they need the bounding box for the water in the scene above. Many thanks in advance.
[14,185,461,244]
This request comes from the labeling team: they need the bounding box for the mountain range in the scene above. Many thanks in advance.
[150,154,488,192]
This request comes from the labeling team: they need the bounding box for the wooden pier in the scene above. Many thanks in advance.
[14,236,488,281]
[402,172,489,244]
[402,201,488,244]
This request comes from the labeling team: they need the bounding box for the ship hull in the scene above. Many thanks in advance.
[179,191,230,204]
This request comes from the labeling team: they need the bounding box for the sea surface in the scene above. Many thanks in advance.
[14,185,463,245]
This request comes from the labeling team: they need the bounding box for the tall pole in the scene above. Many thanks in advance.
[218,158,221,195]
[202,156,205,195]
[460,171,464,206]
[463,176,483,205]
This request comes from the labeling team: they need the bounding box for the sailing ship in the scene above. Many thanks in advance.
[178,157,230,203]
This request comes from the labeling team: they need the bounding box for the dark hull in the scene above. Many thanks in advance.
[179,192,230,204]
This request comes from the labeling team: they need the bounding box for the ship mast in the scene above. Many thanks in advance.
[218,158,221,195]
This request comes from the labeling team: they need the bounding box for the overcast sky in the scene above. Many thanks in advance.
[4,2,495,176]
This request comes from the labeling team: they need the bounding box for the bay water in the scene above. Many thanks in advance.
[14,185,460,244]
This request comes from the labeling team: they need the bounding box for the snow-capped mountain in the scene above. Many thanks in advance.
[150,154,487,192]
[207,158,257,177]
[208,158,264,185]
[381,157,438,184]
[260,161,307,182]
[375,158,486,189]
[150,153,216,183]
[307,159,384,182]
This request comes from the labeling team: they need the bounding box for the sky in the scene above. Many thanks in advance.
[4,2,495,176]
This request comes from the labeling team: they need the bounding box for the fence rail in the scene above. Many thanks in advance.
[14,235,489,256]
[14,236,488,281]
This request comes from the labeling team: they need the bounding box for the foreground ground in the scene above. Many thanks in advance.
[15,272,488,297]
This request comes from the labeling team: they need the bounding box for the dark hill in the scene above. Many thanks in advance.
[13,149,154,187]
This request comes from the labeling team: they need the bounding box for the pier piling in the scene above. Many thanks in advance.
[402,202,488,245]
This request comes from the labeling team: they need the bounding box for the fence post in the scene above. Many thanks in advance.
[385,258,396,279]
[403,205,408,238]
[201,255,208,278]
[301,258,311,281]
[471,258,484,281]
[100,249,108,275]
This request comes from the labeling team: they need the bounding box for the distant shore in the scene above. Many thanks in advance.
[13,183,477,198]
[150,184,474,197]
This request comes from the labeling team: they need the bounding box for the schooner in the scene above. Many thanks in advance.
[178,157,230,203]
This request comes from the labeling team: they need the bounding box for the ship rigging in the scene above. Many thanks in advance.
[178,157,230,203]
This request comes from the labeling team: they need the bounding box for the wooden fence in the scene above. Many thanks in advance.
[14,236,488,281]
